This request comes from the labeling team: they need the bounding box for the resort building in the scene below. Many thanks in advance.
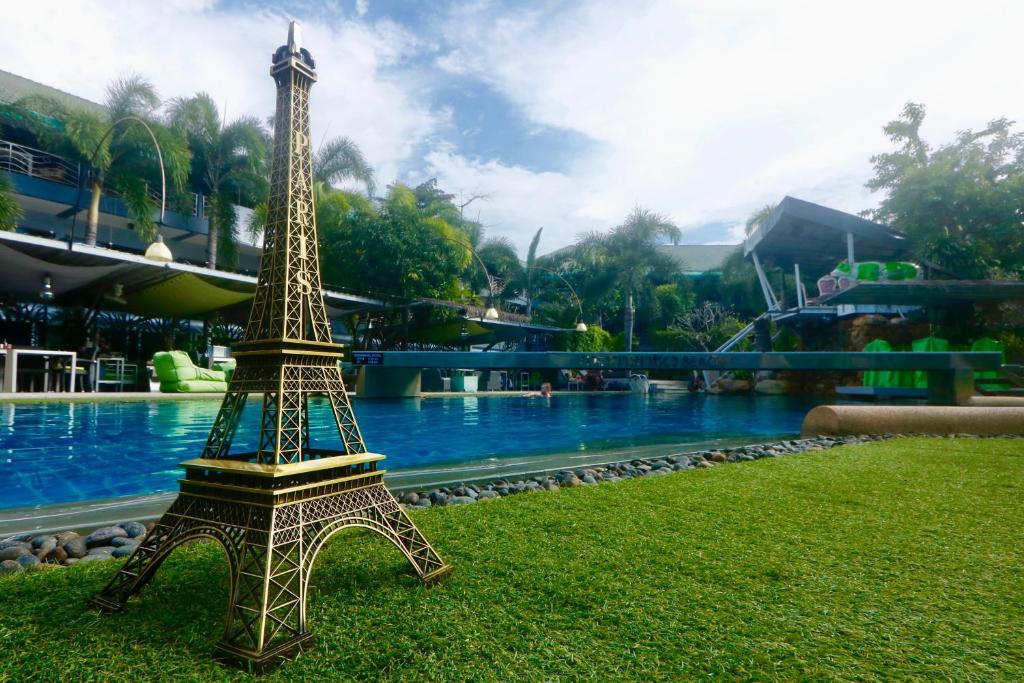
[657,243,738,277]
[0,69,263,273]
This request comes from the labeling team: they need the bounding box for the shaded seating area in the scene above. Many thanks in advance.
[0,346,79,393]
[151,351,228,393]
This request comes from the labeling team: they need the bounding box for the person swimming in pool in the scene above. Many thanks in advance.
[523,382,552,398]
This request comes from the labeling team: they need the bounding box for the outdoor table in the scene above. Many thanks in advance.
[0,346,77,393]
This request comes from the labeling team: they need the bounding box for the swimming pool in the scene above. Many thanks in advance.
[0,392,820,509]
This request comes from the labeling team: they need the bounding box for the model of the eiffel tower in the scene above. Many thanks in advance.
[90,21,451,670]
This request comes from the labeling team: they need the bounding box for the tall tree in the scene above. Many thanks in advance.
[0,171,22,231]
[477,236,523,301]
[313,136,375,195]
[867,102,1024,278]
[523,227,543,318]
[574,207,681,350]
[14,74,190,245]
[168,92,268,269]
[319,183,469,301]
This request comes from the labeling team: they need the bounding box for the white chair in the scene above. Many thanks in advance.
[207,344,232,369]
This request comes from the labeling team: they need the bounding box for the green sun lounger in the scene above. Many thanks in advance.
[911,336,950,388]
[862,339,896,388]
[971,337,1008,391]
[152,351,228,393]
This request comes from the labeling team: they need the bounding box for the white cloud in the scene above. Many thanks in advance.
[0,0,437,186]
[432,0,1024,250]
[4,1,1024,256]
[413,146,589,244]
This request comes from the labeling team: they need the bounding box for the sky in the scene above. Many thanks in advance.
[2,0,1023,254]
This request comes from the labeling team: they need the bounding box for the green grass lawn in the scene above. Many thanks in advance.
[1,437,1021,682]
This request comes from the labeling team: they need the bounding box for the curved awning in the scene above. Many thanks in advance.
[123,272,253,316]
[0,230,385,319]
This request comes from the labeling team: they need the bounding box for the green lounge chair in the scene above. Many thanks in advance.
[862,339,896,388]
[971,337,1008,391]
[911,336,949,388]
[152,351,228,393]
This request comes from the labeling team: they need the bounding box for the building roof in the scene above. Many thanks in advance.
[0,69,105,115]
[657,244,739,274]
[744,196,911,269]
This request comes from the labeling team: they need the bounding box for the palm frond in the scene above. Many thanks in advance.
[246,201,268,244]
[526,227,543,268]
[109,172,157,241]
[0,171,24,231]
[212,191,240,268]
[166,92,220,144]
[105,73,160,120]
[314,136,375,195]
[744,203,777,237]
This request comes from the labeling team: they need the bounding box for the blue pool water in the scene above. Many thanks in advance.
[0,393,820,509]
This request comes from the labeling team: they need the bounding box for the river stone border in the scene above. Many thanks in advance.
[1,433,1019,576]
[394,432,1022,509]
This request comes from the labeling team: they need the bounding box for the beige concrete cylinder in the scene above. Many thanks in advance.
[967,396,1024,408]
[802,405,1024,437]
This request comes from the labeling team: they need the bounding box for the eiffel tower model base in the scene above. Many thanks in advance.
[89,454,452,671]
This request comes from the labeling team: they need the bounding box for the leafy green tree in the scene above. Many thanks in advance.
[651,282,693,328]
[168,93,268,269]
[868,102,1024,277]
[553,324,613,352]
[246,135,375,248]
[572,206,682,349]
[13,74,190,245]
[319,183,470,301]
[477,236,523,298]
[691,248,764,320]
[0,171,22,231]
[411,178,486,243]
[652,301,746,352]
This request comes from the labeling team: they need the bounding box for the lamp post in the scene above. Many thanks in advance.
[526,266,587,332]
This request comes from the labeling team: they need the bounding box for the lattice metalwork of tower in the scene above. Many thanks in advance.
[89,22,452,671]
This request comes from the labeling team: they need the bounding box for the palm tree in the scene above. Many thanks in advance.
[168,93,268,269]
[744,203,777,237]
[0,171,23,231]
[575,207,681,350]
[14,74,190,245]
[246,136,374,247]
[523,227,543,318]
[314,137,374,195]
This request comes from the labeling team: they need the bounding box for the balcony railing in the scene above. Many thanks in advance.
[0,138,79,187]
[0,138,203,217]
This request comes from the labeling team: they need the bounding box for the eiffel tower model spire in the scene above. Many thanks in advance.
[90,21,451,670]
